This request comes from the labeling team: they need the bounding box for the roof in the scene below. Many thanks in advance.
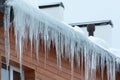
[39,2,65,9]
[69,20,113,27]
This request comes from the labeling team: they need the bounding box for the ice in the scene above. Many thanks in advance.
[88,36,109,50]
[4,4,11,70]
[3,0,119,80]
[91,52,96,80]
[19,38,23,80]
[73,26,86,36]
[109,49,120,74]
[101,54,105,80]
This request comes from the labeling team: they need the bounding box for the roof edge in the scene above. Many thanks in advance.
[39,2,65,9]
[69,20,113,28]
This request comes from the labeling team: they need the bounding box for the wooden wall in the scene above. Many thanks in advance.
[0,51,1,80]
[0,13,3,22]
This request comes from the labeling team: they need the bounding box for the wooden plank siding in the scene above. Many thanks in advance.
[0,50,1,80]
[0,13,3,22]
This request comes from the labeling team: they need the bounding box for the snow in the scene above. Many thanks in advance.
[110,49,120,66]
[3,0,120,80]
[110,49,120,58]
[88,36,120,72]
[88,36,109,50]
[73,26,86,36]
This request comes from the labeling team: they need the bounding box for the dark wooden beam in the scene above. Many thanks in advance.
[69,20,113,28]
[39,2,65,9]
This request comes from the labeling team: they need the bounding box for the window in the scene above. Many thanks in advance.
[10,66,24,80]
[1,68,9,80]
[1,63,9,80]
[1,63,24,80]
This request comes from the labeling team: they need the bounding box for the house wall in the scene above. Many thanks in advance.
[116,72,120,80]
[0,51,1,80]
[0,13,3,22]
[0,14,120,80]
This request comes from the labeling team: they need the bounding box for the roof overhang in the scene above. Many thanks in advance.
[39,2,65,9]
[69,20,113,28]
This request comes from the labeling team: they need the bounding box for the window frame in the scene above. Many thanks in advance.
[1,63,24,80]
[1,63,10,80]
[10,66,24,80]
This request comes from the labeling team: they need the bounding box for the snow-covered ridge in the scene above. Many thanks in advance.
[4,0,119,80]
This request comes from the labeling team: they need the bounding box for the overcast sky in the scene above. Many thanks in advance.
[41,0,120,49]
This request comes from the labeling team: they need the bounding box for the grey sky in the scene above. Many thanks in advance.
[42,0,120,49]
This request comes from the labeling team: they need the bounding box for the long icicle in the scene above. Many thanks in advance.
[4,3,11,80]
[4,3,11,71]
[19,37,23,80]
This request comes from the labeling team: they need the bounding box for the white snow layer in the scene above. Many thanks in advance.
[3,0,120,80]
[88,36,109,50]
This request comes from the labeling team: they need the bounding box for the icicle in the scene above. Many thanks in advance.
[44,35,47,68]
[19,37,23,80]
[75,43,80,68]
[55,32,59,68]
[112,59,116,80]
[101,54,105,80]
[35,38,39,60]
[91,52,96,80]
[84,47,91,80]
[29,17,34,58]
[55,32,62,70]
[43,22,48,68]
[30,39,33,57]
[64,37,69,58]
[106,57,110,80]
[70,41,75,80]
[4,4,11,70]
[58,33,62,70]
[60,34,64,58]
[80,47,84,76]
[116,60,120,72]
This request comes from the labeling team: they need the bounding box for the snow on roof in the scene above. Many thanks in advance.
[4,0,119,80]
[73,26,86,36]
[110,49,120,57]
[88,36,120,62]
[88,36,109,50]
[110,49,120,61]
